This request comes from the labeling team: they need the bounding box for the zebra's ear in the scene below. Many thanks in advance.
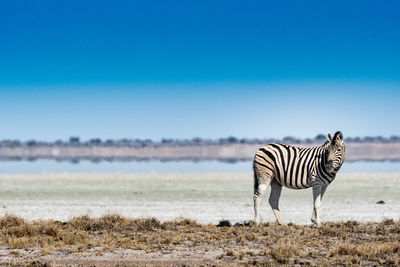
[333,131,343,143]
[327,133,332,142]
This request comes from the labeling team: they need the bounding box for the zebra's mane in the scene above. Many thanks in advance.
[322,140,331,147]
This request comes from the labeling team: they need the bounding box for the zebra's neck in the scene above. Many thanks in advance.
[314,144,336,185]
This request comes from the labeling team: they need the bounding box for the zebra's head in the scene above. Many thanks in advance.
[326,131,345,173]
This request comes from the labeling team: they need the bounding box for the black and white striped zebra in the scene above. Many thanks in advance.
[253,131,345,227]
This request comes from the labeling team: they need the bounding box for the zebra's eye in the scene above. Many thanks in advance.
[337,148,341,151]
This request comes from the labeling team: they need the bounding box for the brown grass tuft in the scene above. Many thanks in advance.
[265,241,307,264]
[0,214,25,228]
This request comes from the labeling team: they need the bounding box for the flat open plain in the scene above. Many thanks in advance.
[0,172,399,266]
[0,173,399,224]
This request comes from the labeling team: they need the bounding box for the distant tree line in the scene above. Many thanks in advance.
[0,135,399,148]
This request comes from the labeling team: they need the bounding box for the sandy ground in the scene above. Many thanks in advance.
[0,246,214,266]
[0,247,220,266]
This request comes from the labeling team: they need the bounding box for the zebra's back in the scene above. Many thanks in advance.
[254,143,323,189]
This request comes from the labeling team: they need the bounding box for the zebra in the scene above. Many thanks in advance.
[253,131,345,227]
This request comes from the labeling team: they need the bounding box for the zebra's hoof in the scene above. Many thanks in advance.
[311,223,321,228]
[254,218,262,226]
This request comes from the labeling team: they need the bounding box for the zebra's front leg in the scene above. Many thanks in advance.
[311,181,327,227]
[269,179,286,225]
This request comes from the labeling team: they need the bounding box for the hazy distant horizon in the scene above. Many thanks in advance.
[1,132,400,143]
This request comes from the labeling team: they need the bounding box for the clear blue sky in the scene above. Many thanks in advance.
[0,0,399,141]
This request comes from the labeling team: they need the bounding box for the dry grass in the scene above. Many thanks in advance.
[0,214,399,266]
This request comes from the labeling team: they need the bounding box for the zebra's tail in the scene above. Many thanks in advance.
[253,163,258,195]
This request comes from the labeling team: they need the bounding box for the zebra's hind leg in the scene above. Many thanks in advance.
[253,163,273,226]
[254,182,268,226]
[269,179,286,225]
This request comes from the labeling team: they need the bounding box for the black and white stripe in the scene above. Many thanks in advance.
[254,143,335,189]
